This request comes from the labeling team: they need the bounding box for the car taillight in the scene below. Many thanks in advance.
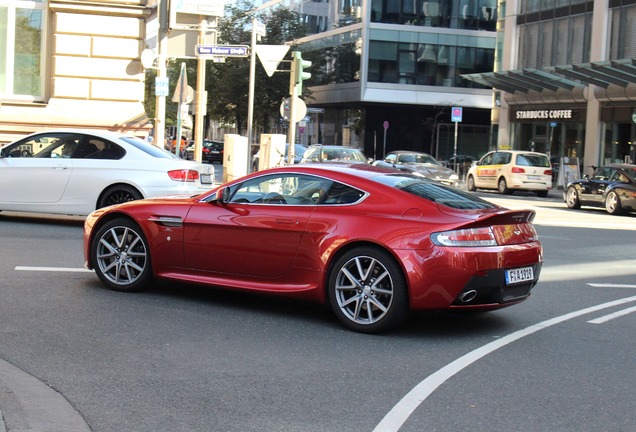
[168,169,199,182]
[431,224,538,247]
[544,169,553,175]
[430,227,497,247]
[202,148,210,153]
[511,167,526,173]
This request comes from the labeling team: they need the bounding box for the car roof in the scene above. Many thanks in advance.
[602,163,636,169]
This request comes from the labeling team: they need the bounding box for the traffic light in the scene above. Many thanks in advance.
[289,51,312,95]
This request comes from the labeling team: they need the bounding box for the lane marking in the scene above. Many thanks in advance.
[588,305,636,324]
[373,295,636,432]
[15,266,92,273]
[588,283,636,289]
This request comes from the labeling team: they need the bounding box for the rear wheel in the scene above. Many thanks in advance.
[498,177,511,194]
[605,190,624,215]
[98,185,142,209]
[466,175,477,191]
[565,186,581,209]
[328,247,409,333]
[90,218,153,292]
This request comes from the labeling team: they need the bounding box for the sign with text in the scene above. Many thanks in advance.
[196,45,249,58]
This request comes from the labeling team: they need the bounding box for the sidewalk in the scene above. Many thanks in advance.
[0,357,90,432]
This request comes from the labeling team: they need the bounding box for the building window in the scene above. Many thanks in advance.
[0,0,46,100]
[610,4,636,60]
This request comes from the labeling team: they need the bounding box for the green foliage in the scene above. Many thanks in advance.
[144,1,309,135]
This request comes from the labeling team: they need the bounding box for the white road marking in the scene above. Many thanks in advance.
[15,266,93,273]
[588,305,636,324]
[588,283,636,289]
[373,295,636,432]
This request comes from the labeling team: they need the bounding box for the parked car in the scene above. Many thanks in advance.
[300,144,370,164]
[252,143,307,172]
[442,154,477,175]
[374,150,459,187]
[185,139,224,164]
[0,129,215,216]
[564,163,636,215]
[466,150,553,197]
[84,163,543,333]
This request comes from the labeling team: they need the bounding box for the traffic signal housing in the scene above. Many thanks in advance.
[289,51,312,95]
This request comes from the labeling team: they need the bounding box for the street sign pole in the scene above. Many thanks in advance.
[246,18,259,171]
[193,17,208,163]
[451,107,463,173]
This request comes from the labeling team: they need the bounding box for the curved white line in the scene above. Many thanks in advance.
[373,295,636,432]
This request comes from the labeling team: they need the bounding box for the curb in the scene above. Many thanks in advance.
[0,357,90,432]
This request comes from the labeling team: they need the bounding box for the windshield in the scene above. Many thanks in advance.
[372,173,497,210]
[400,153,439,165]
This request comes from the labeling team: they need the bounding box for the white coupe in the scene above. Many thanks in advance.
[0,129,215,216]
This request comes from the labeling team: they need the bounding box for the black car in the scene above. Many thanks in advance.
[185,140,224,163]
[565,163,636,215]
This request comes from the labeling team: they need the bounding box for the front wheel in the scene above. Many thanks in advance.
[565,186,581,209]
[328,247,409,333]
[605,190,624,215]
[91,218,153,292]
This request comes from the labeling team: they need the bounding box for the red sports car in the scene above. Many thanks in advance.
[84,164,543,333]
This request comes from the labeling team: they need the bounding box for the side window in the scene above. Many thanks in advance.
[611,171,629,183]
[479,153,493,165]
[491,152,509,165]
[229,174,332,205]
[82,136,125,160]
[322,182,365,204]
[385,154,397,163]
[593,167,612,181]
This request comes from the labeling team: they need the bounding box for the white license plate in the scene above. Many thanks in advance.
[211,150,220,154]
[200,174,212,184]
[527,175,541,180]
[506,266,534,285]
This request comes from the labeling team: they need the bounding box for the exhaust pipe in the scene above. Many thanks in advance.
[458,290,477,303]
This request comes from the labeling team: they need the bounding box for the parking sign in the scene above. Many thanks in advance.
[451,107,463,122]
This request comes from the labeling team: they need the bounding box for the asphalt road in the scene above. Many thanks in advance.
[1,192,635,432]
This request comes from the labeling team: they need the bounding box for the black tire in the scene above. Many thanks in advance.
[536,190,548,198]
[466,175,477,192]
[565,186,581,209]
[98,185,143,209]
[498,177,511,194]
[328,247,409,333]
[605,190,624,215]
[90,218,153,292]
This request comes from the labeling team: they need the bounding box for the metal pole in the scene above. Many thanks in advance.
[154,0,168,149]
[246,18,258,171]
[175,62,186,157]
[453,120,458,172]
[193,17,208,163]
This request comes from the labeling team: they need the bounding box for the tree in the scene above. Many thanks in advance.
[206,0,309,135]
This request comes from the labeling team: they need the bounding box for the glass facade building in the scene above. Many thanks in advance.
[257,0,496,163]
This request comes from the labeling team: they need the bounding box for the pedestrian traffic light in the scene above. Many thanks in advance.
[289,51,312,95]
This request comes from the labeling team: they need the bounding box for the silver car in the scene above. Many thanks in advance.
[373,150,459,187]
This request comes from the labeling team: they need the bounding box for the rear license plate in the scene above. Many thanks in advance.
[211,150,220,154]
[200,174,212,184]
[527,175,541,180]
[506,266,534,285]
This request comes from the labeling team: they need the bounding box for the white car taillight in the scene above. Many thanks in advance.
[168,169,200,182]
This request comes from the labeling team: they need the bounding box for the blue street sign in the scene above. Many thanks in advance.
[195,45,249,58]
[155,77,169,97]
[451,107,463,122]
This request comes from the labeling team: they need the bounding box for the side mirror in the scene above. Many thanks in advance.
[211,187,229,204]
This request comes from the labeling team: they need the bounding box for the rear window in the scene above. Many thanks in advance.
[516,153,550,167]
[121,136,180,159]
[372,173,497,210]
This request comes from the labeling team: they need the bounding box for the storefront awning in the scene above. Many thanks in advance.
[462,58,636,93]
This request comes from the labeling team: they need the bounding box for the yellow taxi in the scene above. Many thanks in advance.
[466,150,553,197]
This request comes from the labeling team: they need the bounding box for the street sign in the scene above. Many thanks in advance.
[155,77,169,97]
[451,107,463,122]
[196,45,249,58]
[255,45,290,77]
[280,97,307,121]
